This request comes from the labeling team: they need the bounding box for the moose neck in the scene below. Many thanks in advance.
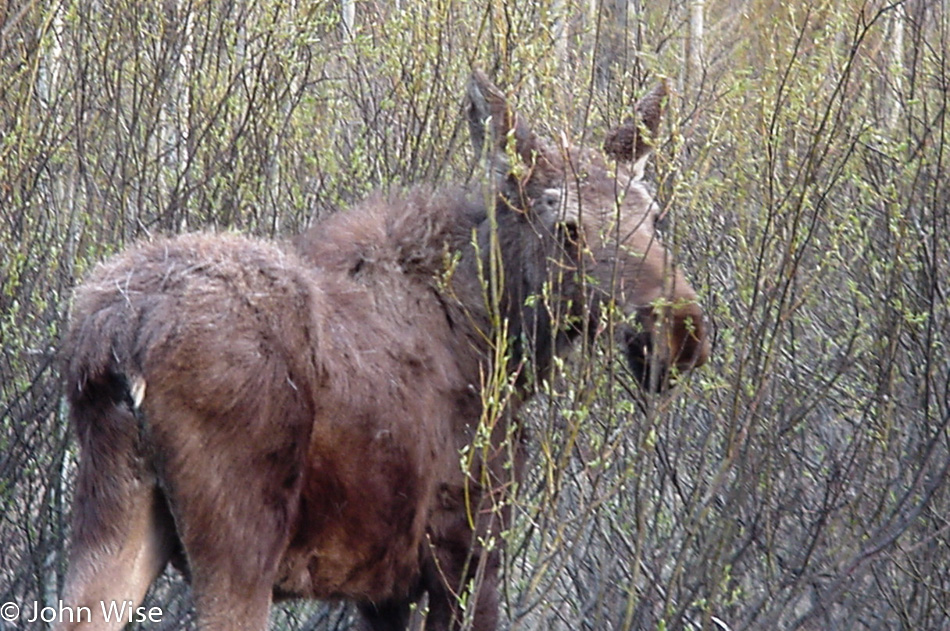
[447,194,587,399]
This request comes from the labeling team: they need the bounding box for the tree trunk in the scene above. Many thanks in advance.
[685,0,704,92]
[342,0,355,38]
[886,3,905,130]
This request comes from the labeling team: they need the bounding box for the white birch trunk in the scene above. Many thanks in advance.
[342,0,356,39]
[553,0,569,72]
[175,0,193,230]
[38,4,80,261]
[159,0,194,231]
[685,0,704,91]
[268,0,301,236]
[36,4,65,108]
[886,3,905,130]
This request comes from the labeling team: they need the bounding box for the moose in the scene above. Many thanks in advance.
[58,71,709,630]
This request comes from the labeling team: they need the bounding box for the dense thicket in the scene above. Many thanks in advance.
[2,1,947,629]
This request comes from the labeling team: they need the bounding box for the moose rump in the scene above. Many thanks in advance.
[61,224,465,629]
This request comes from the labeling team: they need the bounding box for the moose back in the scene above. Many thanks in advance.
[58,71,709,630]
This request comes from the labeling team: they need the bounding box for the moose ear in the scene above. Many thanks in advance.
[467,70,551,174]
[603,79,669,176]
[467,69,511,161]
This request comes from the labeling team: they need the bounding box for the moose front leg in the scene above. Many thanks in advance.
[423,536,501,631]
[421,476,511,631]
[357,597,416,631]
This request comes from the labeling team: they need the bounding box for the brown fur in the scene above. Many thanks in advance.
[57,72,709,631]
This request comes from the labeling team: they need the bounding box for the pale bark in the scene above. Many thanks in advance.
[685,0,704,92]
[553,0,570,72]
[159,0,194,231]
[342,0,356,38]
[886,3,905,130]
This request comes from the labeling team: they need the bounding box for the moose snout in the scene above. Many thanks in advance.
[670,301,710,371]
[623,327,667,391]
[622,302,709,392]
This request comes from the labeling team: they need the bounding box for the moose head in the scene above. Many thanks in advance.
[466,70,710,392]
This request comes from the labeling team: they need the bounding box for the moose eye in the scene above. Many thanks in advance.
[535,188,562,213]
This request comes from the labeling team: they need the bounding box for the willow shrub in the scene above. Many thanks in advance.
[1,1,947,629]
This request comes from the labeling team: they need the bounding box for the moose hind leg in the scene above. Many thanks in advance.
[153,409,305,631]
[160,461,291,631]
[58,481,175,630]
[58,385,176,631]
